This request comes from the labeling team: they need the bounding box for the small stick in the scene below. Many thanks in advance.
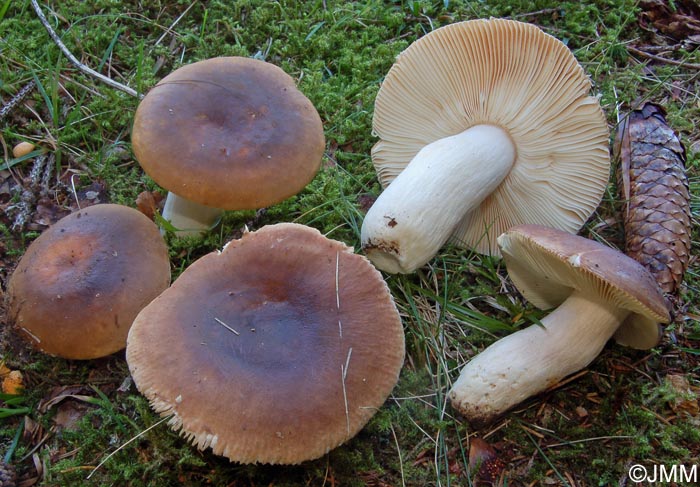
[154,1,197,47]
[340,347,353,436]
[213,317,239,335]
[335,251,342,338]
[30,0,140,98]
[70,173,81,209]
[87,416,169,479]
[390,423,407,487]
[626,44,700,70]
[11,154,49,231]
[0,80,36,121]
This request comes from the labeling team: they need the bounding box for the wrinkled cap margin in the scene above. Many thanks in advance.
[126,223,405,464]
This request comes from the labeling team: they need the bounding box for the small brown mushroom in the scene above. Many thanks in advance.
[126,223,405,464]
[449,224,669,423]
[7,204,171,360]
[132,57,325,235]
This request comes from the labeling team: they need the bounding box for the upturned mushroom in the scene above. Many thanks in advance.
[132,57,325,235]
[7,204,171,360]
[126,223,405,464]
[361,18,610,273]
[449,224,670,423]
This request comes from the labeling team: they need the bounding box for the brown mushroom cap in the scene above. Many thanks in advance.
[498,224,670,349]
[132,56,325,210]
[7,204,171,360]
[371,19,610,255]
[126,223,405,464]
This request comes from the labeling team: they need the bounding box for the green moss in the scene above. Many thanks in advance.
[1,0,698,485]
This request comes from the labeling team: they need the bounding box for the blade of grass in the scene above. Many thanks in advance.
[0,0,11,22]
[407,282,516,334]
[3,421,24,463]
[98,27,124,72]
[0,149,44,170]
[522,427,570,487]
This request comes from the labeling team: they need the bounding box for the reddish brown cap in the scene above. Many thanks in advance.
[7,204,171,359]
[126,223,405,464]
[132,57,325,210]
[498,224,670,349]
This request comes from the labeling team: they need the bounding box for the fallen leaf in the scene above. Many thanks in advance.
[357,193,377,214]
[2,370,23,395]
[0,362,11,377]
[74,181,109,207]
[135,190,164,220]
[469,437,506,483]
[29,197,71,229]
[666,374,699,416]
[640,0,700,42]
[53,399,90,432]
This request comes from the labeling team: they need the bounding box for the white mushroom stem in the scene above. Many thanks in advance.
[361,124,516,274]
[161,192,223,237]
[449,290,629,423]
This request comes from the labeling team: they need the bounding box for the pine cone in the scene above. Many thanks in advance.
[615,102,692,299]
[0,459,16,487]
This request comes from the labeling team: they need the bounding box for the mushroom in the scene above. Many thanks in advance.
[132,56,325,235]
[7,204,171,360]
[126,223,405,464]
[361,18,610,273]
[449,224,670,423]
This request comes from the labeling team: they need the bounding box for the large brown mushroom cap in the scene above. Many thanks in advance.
[132,57,325,210]
[371,18,610,255]
[498,224,670,349]
[7,204,171,360]
[126,223,405,464]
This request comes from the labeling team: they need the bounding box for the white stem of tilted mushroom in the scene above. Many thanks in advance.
[449,289,630,423]
[361,124,516,274]
[160,192,223,237]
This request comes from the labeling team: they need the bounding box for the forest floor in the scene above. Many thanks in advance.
[1,1,699,486]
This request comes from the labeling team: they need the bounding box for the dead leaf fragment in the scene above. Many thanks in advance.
[2,370,24,395]
[0,362,11,377]
[135,190,164,221]
[53,399,90,432]
[469,437,506,483]
[666,374,699,416]
[640,0,700,42]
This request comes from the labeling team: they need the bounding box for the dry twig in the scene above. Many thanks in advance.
[30,0,140,98]
[0,80,36,121]
[626,44,700,70]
